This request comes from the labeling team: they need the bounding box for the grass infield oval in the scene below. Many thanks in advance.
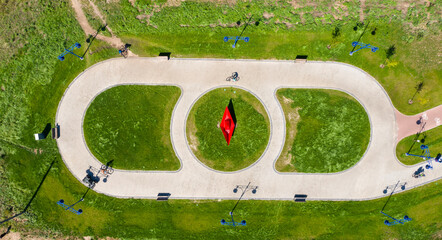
[187,87,270,171]
[276,88,370,173]
[83,85,181,171]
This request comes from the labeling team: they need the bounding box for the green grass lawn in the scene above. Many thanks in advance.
[2,149,441,239]
[276,89,370,173]
[396,126,442,165]
[1,0,441,238]
[187,87,269,171]
[83,85,181,171]
[94,0,441,115]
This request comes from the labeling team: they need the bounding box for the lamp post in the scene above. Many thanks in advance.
[221,182,257,226]
[57,198,84,215]
[406,144,441,170]
[56,188,90,215]
[349,41,378,55]
[58,42,83,61]
[380,181,412,226]
[224,15,253,48]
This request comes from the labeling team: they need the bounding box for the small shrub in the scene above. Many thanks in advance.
[332,26,341,38]
[385,45,396,59]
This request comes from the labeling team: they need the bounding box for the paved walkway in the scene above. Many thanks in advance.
[56,58,442,201]
[395,105,442,142]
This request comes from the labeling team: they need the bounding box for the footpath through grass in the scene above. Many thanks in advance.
[83,85,181,171]
[396,126,442,165]
[187,87,269,171]
[276,89,370,173]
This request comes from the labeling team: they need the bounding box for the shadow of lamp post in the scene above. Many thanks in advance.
[221,182,258,226]
[224,15,254,48]
[380,181,412,226]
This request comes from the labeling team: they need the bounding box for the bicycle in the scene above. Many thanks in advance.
[101,164,114,175]
[226,72,240,82]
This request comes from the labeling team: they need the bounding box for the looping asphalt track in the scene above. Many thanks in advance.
[56,57,442,201]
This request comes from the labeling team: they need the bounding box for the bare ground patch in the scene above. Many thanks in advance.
[186,112,200,153]
[275,96,301,172]
[263,12,274,19]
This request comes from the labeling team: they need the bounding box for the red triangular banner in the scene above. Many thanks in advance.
[220,107,235,145]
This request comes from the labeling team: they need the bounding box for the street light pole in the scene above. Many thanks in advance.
[221,182,257,226]
[380,181,412,226]
[232,15,253,48]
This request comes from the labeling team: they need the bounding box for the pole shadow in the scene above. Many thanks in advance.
[0,160,55,225]
[351,21,370,52]
[232,15,254,47]
[81,24,107,58]
[81,187,90,199]
[406,122,426,154]
[0,226,11,238]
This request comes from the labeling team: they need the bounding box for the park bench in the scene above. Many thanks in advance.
[51,124,60,139]
[295,55,308,63]
[157,193,171,201]
[294,194,308,202]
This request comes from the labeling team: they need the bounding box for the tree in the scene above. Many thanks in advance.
[332,26,341,39]
[409,81,424,104]
[386,45,396,59]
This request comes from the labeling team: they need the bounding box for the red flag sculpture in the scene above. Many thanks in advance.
[220,106,235,145]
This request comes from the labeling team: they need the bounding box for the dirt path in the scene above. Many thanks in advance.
[88,0,116,36]
[70,0,137,57]
[395,105,442,143]
[359,0,365,22]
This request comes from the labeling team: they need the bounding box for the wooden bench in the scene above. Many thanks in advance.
[51,124,60,139]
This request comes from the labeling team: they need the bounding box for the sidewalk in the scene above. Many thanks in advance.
[395,105,442,142]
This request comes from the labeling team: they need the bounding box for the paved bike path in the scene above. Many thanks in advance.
[56,58,442,200]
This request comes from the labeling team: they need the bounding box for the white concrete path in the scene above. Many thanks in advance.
[56,58,442,201]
